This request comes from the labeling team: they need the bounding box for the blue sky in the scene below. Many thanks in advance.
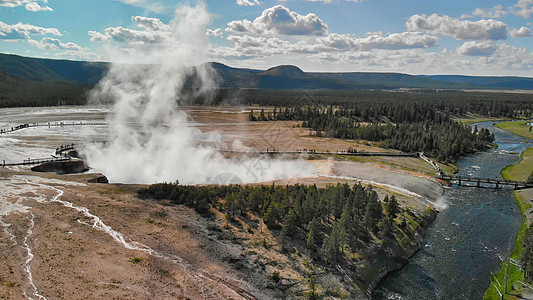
[1,0,533,75]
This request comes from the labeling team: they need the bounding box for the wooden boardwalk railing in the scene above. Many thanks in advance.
[1,157,71,167]
[0,122,106,135]
[437,174,533,190]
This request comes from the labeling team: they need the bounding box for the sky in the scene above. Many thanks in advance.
[1,0,533,76]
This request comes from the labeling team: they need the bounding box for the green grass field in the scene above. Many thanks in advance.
[485,147,533,299]
[501,148,533,182]
[456,118,510,126]
[495,121,533,140]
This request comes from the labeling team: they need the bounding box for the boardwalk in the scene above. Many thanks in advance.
[219,149,418,157]
[0,121,106,135]
[437,174,533,190]
[1,157,71,167]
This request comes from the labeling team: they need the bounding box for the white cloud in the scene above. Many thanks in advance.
[207,28,223,37]
[130,16,170,32]
[26,36,102,61]
[511,0,533,19]
[0,0,52,11]
[464,5,507,19]
[89,16,172,44]
[236,0,261,6]
[226,5,329,36]
[112,0,165,13]
[319,32,439,51]
[56,49,102,61]
[24,2,52,11]
[457,41,498,56]
[214,30,438,61]
[28,37,85,51]
[0,0,30,7]
[0,21,61,40]
[510,26,532,37]
[406,14,508,40]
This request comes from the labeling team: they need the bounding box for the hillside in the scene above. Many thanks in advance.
[1,53,533,107]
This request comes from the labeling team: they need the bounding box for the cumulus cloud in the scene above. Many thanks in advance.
[0,0,52,11]
[130,16,170,32]
[226,5,329,36]
[89,16,172,44]
[207,28,223,37]
[24,2,51,11]
[512,0,533,19]
[236,0,260,6]
[214,30,438,61]
[463,5,507,19]
[406,14,508,40]
[457,41,498,56]
[0,21,61,40]
[319,32,439,51]
[28,37,85,51]
[26,36,102,61]
[510,26,532,37]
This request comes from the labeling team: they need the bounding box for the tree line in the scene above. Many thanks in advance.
[250,102,495,162]
[138,181,420,267]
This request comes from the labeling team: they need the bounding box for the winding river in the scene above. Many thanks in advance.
[374,122,533,299]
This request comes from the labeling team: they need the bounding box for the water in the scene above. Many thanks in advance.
[374,121,533,300]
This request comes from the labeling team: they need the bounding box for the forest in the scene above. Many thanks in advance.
[138,181,419,269]
[250,99,496,162]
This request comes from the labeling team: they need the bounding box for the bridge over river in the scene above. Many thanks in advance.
[437,174,533,190]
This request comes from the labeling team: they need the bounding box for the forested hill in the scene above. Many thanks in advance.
[0,53,107,84]
[2,53,533,107]
[2,53,533,90]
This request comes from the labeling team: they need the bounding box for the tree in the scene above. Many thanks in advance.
[224,193,236,220]
[322,223,341,264]
[521,227,533,280]
[385,195,400,220]
[264,202,281,229]
[307,218,319,258]
[378,215,394,239]
[260,108,268,121]
[279,227,289,252]
[363,190,383,233]
[248,109,256,121]
[284,209,299,237]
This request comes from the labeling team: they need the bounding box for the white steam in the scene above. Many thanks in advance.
[85,3,314,184]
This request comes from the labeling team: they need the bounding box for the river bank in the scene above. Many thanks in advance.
[484,120,533,300]
[374,121,527,299]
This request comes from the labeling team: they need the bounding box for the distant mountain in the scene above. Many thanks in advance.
[210,63,382,90]
[421,75,533,90]
[0,53,108,84]
[309,72,477,89]
[1,53,533,96]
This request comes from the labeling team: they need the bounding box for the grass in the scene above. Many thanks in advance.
[435,160,459,175]
[495,121,533,140]
[484,147,533,299]
[456,118,511,126]
[501,148,533,182]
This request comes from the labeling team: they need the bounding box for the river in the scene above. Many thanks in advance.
[374,122,533,299]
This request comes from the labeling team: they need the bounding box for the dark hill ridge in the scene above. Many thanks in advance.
[1,53,533,92]
[260,65,306,77]
[0,53,108,84]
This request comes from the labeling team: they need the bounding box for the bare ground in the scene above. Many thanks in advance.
[0,106,445,299]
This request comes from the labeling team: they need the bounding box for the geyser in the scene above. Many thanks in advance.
[85,2,314,184]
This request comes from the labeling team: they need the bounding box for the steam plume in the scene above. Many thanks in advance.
[85,2,314,184]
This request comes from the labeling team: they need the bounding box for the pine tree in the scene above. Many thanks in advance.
[248,109,256,121]
[307,218,319,257]
[322,223,341,264]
